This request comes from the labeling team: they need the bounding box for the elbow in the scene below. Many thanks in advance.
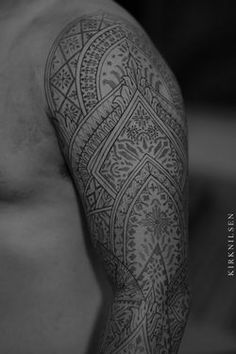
[169,284,191,325]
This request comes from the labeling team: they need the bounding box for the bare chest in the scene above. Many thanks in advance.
[0,64,67,201]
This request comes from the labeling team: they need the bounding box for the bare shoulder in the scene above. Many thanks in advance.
[44,8,187,153]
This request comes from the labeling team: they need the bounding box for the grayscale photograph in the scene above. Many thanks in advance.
[0,0,235,353]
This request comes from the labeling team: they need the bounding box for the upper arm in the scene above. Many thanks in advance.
[45,13,188,353]
[44,10,189,344]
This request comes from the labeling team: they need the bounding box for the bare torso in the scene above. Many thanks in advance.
[0,0,124,352]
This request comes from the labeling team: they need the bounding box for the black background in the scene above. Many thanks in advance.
[116,0,236,106]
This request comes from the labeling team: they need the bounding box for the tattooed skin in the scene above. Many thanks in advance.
[45,13,190,353]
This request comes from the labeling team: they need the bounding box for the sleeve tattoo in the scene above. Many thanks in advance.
[44,12,190,353]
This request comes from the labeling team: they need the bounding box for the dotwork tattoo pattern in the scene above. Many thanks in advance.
[45,13,190,353]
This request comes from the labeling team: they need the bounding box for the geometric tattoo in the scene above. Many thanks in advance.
[44,13,190,353]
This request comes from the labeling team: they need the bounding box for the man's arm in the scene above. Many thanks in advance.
[44,11,190,353]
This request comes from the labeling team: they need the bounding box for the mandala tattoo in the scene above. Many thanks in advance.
[45,13,190,354]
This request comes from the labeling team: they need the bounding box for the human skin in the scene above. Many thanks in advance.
[44,6,191,354]
[0,1,112,353]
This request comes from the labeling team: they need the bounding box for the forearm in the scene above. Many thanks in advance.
[97,261,190,354]
[98,285,147,353]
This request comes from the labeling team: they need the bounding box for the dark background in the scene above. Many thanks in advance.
[117,0,236,106]
[116,1,236,353]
